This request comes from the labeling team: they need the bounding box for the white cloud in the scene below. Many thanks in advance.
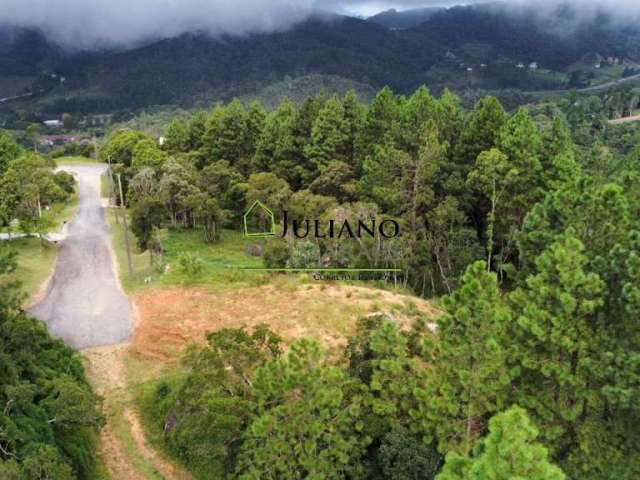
[1,0,638,49]
[0,0,315,49]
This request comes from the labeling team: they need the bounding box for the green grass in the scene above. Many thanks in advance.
[106,209,152,293]
[1,238,59,305]
[101,170,114,199]
[45,189,79,232]
[55,155,101,166]
[107,208,267,293]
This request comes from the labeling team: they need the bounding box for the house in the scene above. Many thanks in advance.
[42,135,81,147]
[516,63,525,69]
[595,63,601,69]
[529,62,538,70]
[466,67,473,72]
[89,114,113,126]
[43,119,63,128]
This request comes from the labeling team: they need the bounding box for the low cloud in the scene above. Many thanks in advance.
[1,0,638,50]
[1,0,315,50]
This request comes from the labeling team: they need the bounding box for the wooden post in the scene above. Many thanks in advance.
[117,174,134,277]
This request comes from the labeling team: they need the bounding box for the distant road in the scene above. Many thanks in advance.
[526,73,640,96]
[609,113,640,125]
[30,165,133,349]
[0,92,33,103]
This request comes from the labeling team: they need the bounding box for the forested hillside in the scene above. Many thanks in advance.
[2,3,640,120]
[90,83,640,478]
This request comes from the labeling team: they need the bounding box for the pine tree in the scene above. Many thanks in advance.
[421,261,511,454]
[468,148,518,269]
[235,340,368,480]
[359,136,408,215]
[253,99,297,180]
[356,86,403,159]
[437,407,566,480]
[401,86,438,155]
[304,96,351,172]
[403,120,445,232]
[457,96,506,167]
[508,232,603,456]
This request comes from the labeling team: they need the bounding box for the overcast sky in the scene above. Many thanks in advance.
[1,0,638,49]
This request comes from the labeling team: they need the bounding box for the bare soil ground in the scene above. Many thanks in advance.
[84,345,192,480]
[609,113,640,125]
[131,283,439,365]
[84,281,437,479]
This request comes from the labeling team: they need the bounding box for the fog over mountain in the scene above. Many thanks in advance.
[0,0,639,49]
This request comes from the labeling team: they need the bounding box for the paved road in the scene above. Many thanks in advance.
[526,72,640,96]
[30,165,133,349]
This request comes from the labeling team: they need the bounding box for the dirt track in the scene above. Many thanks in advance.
[30,165,133,349]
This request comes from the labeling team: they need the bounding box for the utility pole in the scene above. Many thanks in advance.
[117,174,134,277]
[106,155,119,224]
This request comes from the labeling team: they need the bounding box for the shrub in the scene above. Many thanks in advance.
[263,240,289,268]
[288,241,320,269]
[178,252,204,277]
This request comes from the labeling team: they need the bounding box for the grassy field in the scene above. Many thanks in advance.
[1,238,59,305]
[0,180,81,304]
[107,207,266,293]
[55,155,102,166]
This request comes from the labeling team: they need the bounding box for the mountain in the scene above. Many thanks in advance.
[367,7,445,30]
[1,4,639,122]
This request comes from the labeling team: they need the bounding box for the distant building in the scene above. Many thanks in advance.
[158,136,166,146]
[89,114,113,126]
[445,50,456,59]
[529,62,538,70]
[480,63,488,69]
[466,67,473,72]
[42,135,81,147]
[43,120,63,128]
[595,63,601,69]
[516,63,525,69]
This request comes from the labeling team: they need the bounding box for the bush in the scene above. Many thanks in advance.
[288,241,320,269]
[178,252,204,277]
[54,171,76,194]
[263,240,289,268]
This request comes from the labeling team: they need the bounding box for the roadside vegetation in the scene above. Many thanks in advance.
[0,245,105,479]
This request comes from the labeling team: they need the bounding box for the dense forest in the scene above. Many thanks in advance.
[92,85,640,479]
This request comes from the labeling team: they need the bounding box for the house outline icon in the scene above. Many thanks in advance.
[243,200,276,237]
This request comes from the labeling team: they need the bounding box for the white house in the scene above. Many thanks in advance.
[43,120,63,128]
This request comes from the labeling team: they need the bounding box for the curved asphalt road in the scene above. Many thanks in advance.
[30,165,133,349]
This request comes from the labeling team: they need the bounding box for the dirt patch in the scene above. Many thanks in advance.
[609,113,640,125]
[131,283,439,364]
[84,345,192,480]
